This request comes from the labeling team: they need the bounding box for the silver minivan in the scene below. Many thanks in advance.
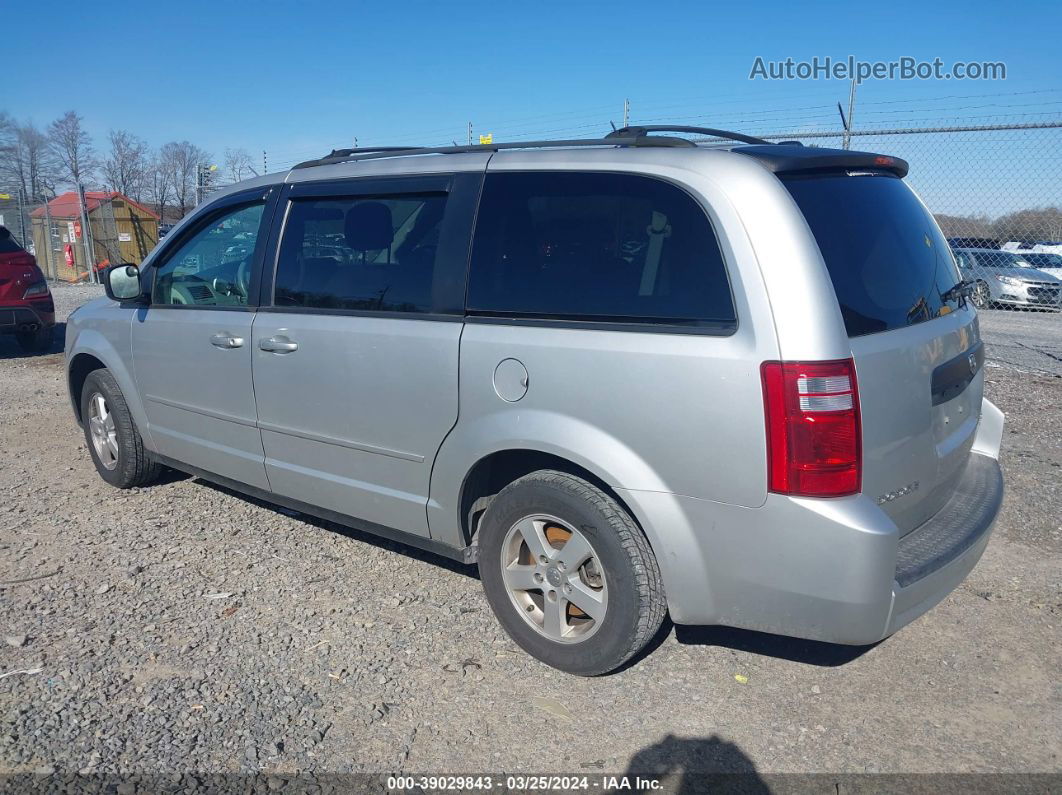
[66,127,1004,675]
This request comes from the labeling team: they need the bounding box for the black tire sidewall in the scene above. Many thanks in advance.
[80,370,141,488]
[15,325,54,352]
[478,477,649,675]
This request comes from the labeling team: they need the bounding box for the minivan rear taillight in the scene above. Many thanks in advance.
[761,359,861,498]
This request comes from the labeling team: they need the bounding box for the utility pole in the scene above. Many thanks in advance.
[623,98,630,129]
[842,78,857,150]
[467,122,472,146]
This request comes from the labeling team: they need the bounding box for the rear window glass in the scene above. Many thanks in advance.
[783,174,961,337]
[0,236,24,254]
[467,172,736,328]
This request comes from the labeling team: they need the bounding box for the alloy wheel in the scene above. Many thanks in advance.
[87,392,119,471]
[972,281,990,308]
[500,514,608,643]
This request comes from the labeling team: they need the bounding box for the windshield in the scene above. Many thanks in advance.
[974,251,1034,268]
[1020,253,1062,268]
[783,173,962,337]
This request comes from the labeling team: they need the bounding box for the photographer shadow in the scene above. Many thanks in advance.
[621,734,769,794]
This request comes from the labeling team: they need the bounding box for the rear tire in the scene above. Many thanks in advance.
[477,470,666,675]
[80,369,162,488]
[15,325,54,353]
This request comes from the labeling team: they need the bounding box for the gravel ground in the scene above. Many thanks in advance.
[979,309,1062,377]
[0,285,1059,782]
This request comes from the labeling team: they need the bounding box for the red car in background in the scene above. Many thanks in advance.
[0,225,55,352]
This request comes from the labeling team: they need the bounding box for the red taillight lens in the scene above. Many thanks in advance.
[761,359,861,498]
[23,279,50,299]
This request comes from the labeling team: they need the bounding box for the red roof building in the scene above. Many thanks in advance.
[30,191,159,221]
[30,191,160,280]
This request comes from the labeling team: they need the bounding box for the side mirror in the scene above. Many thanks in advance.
[104,264,143,302]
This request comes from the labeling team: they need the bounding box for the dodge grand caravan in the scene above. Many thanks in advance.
[66,126,1004,675]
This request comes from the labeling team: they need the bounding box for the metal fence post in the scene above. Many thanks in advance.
[16,187,28,248]
[77,183,98,283]
[42,198,56,281]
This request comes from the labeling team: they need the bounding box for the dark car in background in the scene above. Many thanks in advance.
[0,226,56,352]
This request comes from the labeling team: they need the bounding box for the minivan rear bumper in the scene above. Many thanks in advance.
[618,399,1004,645]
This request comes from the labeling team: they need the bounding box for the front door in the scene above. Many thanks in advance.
[132,191,274,490]
[250,174,480,536]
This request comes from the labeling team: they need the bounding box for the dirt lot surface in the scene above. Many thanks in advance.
[0,286,1059,782]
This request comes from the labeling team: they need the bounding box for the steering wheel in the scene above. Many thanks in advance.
[235,258,251,298]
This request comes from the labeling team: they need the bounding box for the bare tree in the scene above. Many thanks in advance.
[0,112,18,190]
[103,130,150,201]
[224,147,259,183]
[0,116,58,200]
[992,207,1062,245]
[0,111,14,169]
[48,110,97,188]
[934,213,993,239]
[147,153,173,221]
[160,141,211,217]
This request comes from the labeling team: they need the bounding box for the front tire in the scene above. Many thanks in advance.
[80,369,161,488]
[478,470,666,675]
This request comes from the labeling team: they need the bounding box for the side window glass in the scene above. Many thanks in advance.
[152,203,265,306]
[274,194,448,313]
[466,172,736,326]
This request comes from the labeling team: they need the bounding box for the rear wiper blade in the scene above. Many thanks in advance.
[941,279,973,306]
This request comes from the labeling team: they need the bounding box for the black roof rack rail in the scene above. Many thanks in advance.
[606,125,771,146]
[292,134,696,170]
[323,146,417,159]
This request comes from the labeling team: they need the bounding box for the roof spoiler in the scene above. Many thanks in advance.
[733,144,909,178]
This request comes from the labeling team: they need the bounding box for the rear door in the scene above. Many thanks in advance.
[131,188,276,490]
[251,173,481,536]
[784,174,982,534]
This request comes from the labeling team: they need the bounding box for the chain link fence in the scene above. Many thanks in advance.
[693,120,1062,317]
[6,118,1060,357]
[0,188,160,282]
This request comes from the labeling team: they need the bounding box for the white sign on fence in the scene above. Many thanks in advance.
[118,232,131,242]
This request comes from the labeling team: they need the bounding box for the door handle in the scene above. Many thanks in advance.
[210,333,244,349]
[259,336,298,354]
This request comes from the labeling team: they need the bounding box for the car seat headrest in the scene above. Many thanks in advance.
[345,202,393,251]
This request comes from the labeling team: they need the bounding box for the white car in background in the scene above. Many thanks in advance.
[1002,241,1062,256]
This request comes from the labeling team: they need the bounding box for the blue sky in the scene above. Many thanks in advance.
[5,0,1060,211]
